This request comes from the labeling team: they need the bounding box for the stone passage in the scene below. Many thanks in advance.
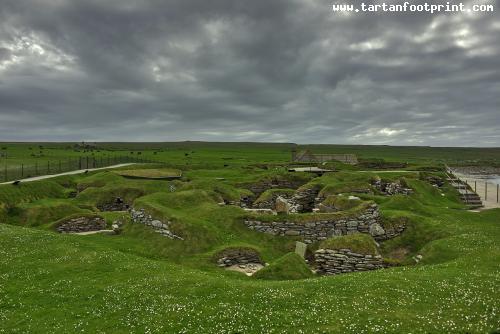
[129,208,183,240]
[216,248,262,267]
[314,248,385,275]
[56,216,106,233]
[244,204,403,243]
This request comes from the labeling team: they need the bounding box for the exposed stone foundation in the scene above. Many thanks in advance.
[251,186,321,213]
[372,179,413,196]
[244,204,403,243]
[56,216,106,233]
[129,208,183,240]
[216,248,262,267]
[314,248,385,275]
[288,186,322,213]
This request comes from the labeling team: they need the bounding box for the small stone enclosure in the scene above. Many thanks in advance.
[56,216,106,233]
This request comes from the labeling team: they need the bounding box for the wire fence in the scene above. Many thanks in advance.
[1,155,158,183]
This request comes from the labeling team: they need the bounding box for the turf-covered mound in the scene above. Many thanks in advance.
[115,168,181,179]
[253,188,295,206]
[253,252,313,280]
[319,194,361,212]
[319,233,379,255]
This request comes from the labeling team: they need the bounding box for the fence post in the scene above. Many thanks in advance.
[21,164,24,177]
[35,162,38,175]
[47,161,50,174]
[485,182,488,201]
[59,160,61,172]
[3,165,6,182]
[86,156,89,169]
[497,184,499,203]
[474,181,477,192]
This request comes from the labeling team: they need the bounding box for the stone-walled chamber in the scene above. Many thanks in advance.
[244,204,404,243]
[215,248,262,267]
[314,248,385,275]
[56,216,106,233]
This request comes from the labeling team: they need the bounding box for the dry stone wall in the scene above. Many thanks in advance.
[129,208,183,240]
[288,186,322,213]
[216,248,262,267]
[314,248,385,275]
[56,216,106,233]
[244,204,403,243]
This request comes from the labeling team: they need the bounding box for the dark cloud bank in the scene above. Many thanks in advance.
[0,0,499,146]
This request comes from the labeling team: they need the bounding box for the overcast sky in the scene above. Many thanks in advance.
[0,0,499,146]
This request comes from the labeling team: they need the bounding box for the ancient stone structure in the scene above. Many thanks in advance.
[255,186,321,213]
[97,197,130,211]
[56,216,106,233]
[216,248,262,267]
[244,204,404,243]
[129,208,183,240]
[314,248,385,275]
[288,186,322,213]
[372,179,413,196]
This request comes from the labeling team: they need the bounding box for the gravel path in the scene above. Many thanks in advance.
[0,163,136,185]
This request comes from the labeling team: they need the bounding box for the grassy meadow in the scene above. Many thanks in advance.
[0,142,499,333]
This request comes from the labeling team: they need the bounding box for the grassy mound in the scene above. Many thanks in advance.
[319,181,373,196]
[321,194,361,211]
[18,199,91,227]
[0,180,66,205]
[253,188,295,204]
[253,252,313,280]
[320,233,379,256]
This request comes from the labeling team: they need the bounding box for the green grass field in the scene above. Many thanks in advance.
[2,141,500,169]
[0,143,499,333]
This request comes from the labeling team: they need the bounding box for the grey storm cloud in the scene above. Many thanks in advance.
[0,0,499,145]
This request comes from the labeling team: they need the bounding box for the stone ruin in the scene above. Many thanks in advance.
[216,248,262,267]
[97,197,130,211]
[215,248,264,276]
[56,216,106,233]
[314,248,385,275]
[371,178,413,196]
[244,204,405,244]
[246,185,322,214]
[129,208,183,240]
